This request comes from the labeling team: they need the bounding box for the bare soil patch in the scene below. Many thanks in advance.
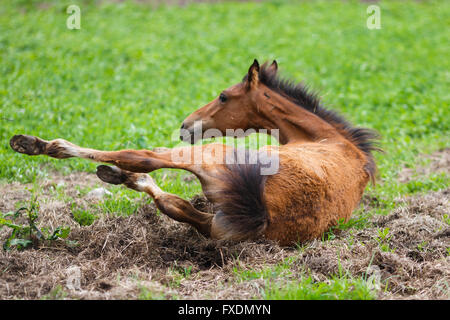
[0,169,448,300]
[399,148,450,183]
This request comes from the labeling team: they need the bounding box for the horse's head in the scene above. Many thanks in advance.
[180,59,278,144]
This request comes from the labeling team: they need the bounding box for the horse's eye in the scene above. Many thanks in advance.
[219,93,227,103]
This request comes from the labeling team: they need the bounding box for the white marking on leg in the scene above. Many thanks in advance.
[54,139,97,159]
[134,175,163,196]
[54,139,81,157]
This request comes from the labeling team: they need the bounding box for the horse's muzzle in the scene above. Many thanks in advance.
[180,123,196,144]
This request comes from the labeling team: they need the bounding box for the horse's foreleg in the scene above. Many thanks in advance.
[96,165,214,237]
[9,134,172,172]
[10,135,233,178]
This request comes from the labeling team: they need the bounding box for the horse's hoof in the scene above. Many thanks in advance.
[10,135,47,155]
[96,165,127,185]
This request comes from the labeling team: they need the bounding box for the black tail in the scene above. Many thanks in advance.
[206,148,269,240]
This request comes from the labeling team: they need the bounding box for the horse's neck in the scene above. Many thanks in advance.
[256,89,341,145]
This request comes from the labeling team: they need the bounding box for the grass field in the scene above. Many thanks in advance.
[0,0,449,300]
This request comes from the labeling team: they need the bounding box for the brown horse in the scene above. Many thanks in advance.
[9,60,379,245]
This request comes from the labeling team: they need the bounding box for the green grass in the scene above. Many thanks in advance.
[233,258,294,282]
[0,0,449,300]
[1,0,449,198]
[40,285,69,300]
[71,204,97,226]
[138,287,167,300]
[264,276,376,300]
[233,257,376,300]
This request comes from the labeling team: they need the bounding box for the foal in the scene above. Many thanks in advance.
[10,60,379,245]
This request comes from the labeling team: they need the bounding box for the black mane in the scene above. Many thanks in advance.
[252,63,381,180]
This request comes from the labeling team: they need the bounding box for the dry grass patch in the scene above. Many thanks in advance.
[0,169,448,300]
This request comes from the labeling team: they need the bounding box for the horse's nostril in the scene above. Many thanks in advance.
[181,123,185,130]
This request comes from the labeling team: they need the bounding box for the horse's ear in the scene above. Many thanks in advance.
[268,60,278,73]
[246,59,260,89]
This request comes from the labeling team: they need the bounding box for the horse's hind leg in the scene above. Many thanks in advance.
[96,165,214,237]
